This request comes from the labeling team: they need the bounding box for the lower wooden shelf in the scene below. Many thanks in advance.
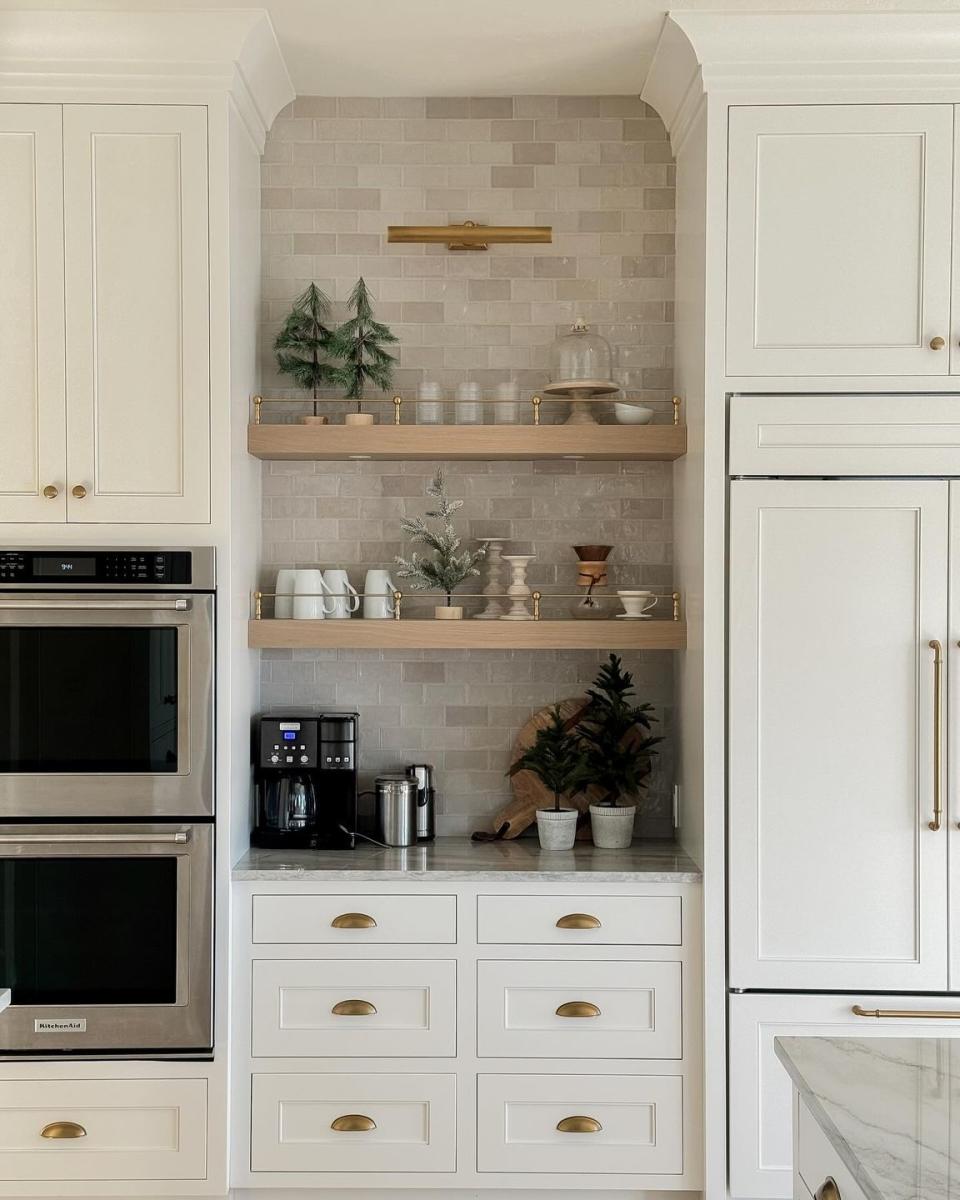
[248,618,686,651]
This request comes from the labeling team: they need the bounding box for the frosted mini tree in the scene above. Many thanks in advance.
[273,283,335,418]
[395,471,486,610]
[328,277,398,413]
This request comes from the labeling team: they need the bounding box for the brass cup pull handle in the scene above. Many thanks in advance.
[930,336,946,350]
[42,485,59,500]
[556,1001,601,1018]
[555,913,601,930]
[556,1115,602,1134]
[331,912,377,929]
[71,484,87,500]
[930,640,943,831]
[816,1178,841,1200]
[331,1114,377,1132]
[40,1122,87,1140]
[331,999,377,1017]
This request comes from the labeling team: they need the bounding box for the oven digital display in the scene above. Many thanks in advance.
[33,555,97,578]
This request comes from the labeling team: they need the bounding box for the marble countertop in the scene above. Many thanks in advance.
[776,1037,960,1200]
[232,836,701,881]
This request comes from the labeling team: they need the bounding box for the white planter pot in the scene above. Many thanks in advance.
[536,807,579,850]
[589,803,636,849]
[434,605,463,620]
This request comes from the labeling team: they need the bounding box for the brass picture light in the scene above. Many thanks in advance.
[387,219,552,251]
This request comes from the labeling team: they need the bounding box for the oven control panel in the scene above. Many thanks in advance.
[0,550,194,586]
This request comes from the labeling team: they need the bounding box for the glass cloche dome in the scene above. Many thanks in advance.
[543,318,620,424]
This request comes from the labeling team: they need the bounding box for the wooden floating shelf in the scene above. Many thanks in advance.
[247,423,686,462]
[248,619,687,651]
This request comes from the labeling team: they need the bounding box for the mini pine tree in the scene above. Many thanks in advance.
[273,283,335,417]
[576,654,662,806]
[328,278,398,412]
[508,707,588,812]
[395,470,485,607]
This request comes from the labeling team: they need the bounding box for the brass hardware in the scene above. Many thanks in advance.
[852,1003,960,1019]
[556,1116,602,1134]
[930,639,943,831]
[42,484,59,499]
[672,395,681,425]
[556,913,602,929]
[331,1114,377,1133]
[330,912,377,929]
[930,336,946,350]
[672,591,681,622]
[40,1122,87,1140]
[815,1178,841,1200]
[332,999,378,1016]
[556,1001,601,1018]
[71,484,87,500]
[253,394,263,424]
[531,395,542,426]
[532,590,542,621]
[387,221,552,252]
[393,589,403,620]
[254,591,263,620]
[393,395,402,425]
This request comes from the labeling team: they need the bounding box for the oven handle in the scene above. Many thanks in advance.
[0,598,190,611]
[0,832,191,845]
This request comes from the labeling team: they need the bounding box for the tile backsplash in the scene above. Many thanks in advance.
[258,96,676,837]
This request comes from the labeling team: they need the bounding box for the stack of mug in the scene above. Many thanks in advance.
[274,568,398,620]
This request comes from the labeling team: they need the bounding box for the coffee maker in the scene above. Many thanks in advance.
[252,714,358,849]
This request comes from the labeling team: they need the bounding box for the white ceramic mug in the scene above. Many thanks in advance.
[363,569,398,619]
[322,569,359,619]
[293,569,336,619]
[617,589,658,618]
[274,568,297,619]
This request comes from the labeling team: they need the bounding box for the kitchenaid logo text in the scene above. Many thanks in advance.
[34,1019,86,1033]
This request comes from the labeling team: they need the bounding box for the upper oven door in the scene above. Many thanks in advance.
[0,593,213,817]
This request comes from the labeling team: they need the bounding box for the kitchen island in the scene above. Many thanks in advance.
[776,1036,959,1200]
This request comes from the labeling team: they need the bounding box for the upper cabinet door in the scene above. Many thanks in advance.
[950,482,960,990]
[63,106,210,523]
[728,480,949,992]
[727,105,954,378]
[0,106,67,522]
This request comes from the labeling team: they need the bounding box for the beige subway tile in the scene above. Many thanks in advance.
[468,141,513,164]
[272,117,315,141]
[557,140,600,164]
[532,256,576,279]
[262,188,293,209]
[314,165,360,187]
[624,118,669,141]
[314,118,361,141]
[488,256,533,278]
[291,96,337,118]
[426,97,469,119]
[467,278,511,302]
[335,142,380,165]
[336,187,382,210]
[291,141,336,165]
[292,233,338,255]
[490,164,535,189]
[445,119,493,142]
[381,142,426,164]
[643,141,675,164]
[357,164,403,188]
[513,188,556,210]
[383,97,426,118]
[425,187,470,210]
[292,187,337,208]
[401,301,445,322]
[514,96,557,118]
[338,97,382,118]
[643,187,676,210]
[336,233,382,255]
[577,210,620,233]
[403,118,448,141]
[358,118,404,141]
[424,142,471,163]
[597,95,645,117]
[534,163,580,188]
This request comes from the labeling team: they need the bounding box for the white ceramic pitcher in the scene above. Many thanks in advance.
[322,569,360,619]
[363,569,398,619]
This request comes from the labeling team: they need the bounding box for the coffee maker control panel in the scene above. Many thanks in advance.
[260,718,319,768]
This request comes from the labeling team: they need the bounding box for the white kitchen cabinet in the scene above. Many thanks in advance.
[0,106,66,522]
[728,992,960,1200]
[727,104,955,378]
[728,478,950,992]
[951,481,960,990]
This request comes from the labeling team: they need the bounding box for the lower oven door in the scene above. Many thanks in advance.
[0,823,212,1055]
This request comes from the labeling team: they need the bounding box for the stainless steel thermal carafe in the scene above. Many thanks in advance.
[375,774,418,847]
[407,763,436,842]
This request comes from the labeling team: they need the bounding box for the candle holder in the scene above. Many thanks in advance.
[475,538,509,619]
[500,555,536,621]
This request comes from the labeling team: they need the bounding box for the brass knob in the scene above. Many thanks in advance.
[930,336,946,350]
[555,913,601,930]
[556,1001,601,1018]
[41,1121,87,1139]
[816,1179,841,1200]
[331,1114,376,1132]
[331,999,377,1016]
[330,912,376,929]
[71,484,87,499]
[42,485,59,500]
[556,1116,602,1134]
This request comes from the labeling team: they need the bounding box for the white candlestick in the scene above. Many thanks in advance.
[500,555,536,621]
[475,538,509,619]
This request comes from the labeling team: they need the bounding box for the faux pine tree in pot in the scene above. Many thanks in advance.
[273,283,335,424]
[328,278,398,425]
[507,707,587,850]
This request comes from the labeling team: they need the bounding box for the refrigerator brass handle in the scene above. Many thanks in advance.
[331,999,377,1017]
[331,1114,376,1132]
[556,1116,602,1134]
[929,640,943,831]
[852,1004,960,1019]
[555,1001,601,1018]
[555,913,601,929]
[41,1122,87,1140]
[815,1179,841,1200]
[331,913,377,929]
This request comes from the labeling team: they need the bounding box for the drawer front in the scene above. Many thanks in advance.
[252,893,456,944]
[477,960,682,1059]
[477,894,681,946]
[0,1078,207,1182]
[251,1072,456,1173]
[797,1100,869,1200]
[477,1073,683,1175]
[252,959,457,1057]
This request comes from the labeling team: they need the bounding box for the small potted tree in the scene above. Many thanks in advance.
[577,654,662,848]
[395,470,485,618]
[328,277,398,426]
[508,706,587,850]
[273,283,336,424]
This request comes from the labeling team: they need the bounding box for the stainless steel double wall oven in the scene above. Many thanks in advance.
[0,548,215,1055]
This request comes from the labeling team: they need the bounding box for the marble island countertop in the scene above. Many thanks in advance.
[232,836,701,881]
[776,1037,960,1200]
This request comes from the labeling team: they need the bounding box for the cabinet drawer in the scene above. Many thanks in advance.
[477,960,682,1059]
[797,1100,868,1200]
[477,1073,683,1175]
[0,1078,206,1182]
[252,959,457,1057]
[252,894,456,944]
[251,1072,456,1173]
[477,894,681,946]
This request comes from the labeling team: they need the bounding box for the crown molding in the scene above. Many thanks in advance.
[0,10,294,149]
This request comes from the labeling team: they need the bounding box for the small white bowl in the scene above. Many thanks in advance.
[614,403,655,425]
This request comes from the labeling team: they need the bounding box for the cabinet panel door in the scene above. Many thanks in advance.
[0,106,66,522]
[63,105,209,523]
[729,480,949,991]
[951,483,960,988]
[727,105,954,377]
[728,992,960,1200]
